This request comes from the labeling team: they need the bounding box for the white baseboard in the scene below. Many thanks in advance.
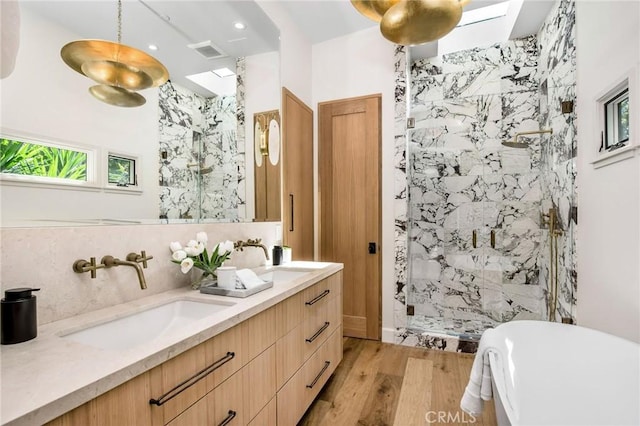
[382,327,396,343]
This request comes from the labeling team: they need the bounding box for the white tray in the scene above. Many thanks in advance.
[199,279,273,298]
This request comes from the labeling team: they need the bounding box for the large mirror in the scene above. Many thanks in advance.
[0,0,280,227]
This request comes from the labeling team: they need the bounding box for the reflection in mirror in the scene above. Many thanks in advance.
[0,1,280,227]
[253,109,281,222]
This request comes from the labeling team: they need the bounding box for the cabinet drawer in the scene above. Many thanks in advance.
[150,324,243,424]
[213,370,245,426]
[243,344,277,422]
[277,291,340,389]
[301,279,336,321]
[303,297,340,361]
[276,326,343,426]
[166,369,244,426]
[243,306,277,363]
[276,292,303,339]
[247,397,276,426]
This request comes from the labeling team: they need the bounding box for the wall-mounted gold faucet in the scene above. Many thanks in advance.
[234,238,270,261]
[73,251,153,290]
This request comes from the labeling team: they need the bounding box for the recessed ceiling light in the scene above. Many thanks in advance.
[457,1,511,27]
[148,44,158,51]
[234,21,246,30]
[212,67,236,78]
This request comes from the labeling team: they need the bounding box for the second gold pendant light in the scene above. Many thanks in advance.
[351,0,471,45]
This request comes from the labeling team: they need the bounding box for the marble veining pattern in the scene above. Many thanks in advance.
[395,1,577,349]
[537,0,577,323]
[158,78,243,222]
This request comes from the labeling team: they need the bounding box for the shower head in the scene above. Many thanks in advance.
[502,129,553,148]
[501,140,530,149]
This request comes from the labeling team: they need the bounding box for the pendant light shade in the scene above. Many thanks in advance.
[350,0,401,22]
[381,0,462,45]
[60,0,169,107]
[88,85,146,108]
[352,0,470,46]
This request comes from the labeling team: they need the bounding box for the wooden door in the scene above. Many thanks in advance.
[319,94,381,340]
[282,88,314,260]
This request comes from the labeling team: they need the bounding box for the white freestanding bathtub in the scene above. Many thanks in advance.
[485,321,639,426]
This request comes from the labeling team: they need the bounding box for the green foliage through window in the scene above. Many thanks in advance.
[1,138,87,181]
[108,155,136,186]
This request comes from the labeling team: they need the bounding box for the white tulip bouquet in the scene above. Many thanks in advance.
[169,232,235,288]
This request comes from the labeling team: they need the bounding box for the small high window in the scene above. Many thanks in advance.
[107,154,137,187]
[604,88,630,150]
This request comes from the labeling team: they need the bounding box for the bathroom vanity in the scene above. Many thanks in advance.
[0,262,343,426]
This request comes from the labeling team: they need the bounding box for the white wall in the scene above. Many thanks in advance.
[0,7,159,223]
[244,51,281,219]
[312,27,397,342]
[576,1,640,342]
[256,1,312,106]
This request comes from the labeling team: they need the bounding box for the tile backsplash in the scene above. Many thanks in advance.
[0,222,279,325]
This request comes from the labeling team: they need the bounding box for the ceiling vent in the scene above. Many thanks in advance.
[187,40,226,59]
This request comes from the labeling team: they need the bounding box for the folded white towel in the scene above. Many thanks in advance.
[235,269,266,290]
[460,328,499,416]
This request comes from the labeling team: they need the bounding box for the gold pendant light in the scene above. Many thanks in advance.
[352,0,471,46]
[60,0,169,107]
[350,0,401,22]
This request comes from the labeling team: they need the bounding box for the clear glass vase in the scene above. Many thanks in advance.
[190,270,216,290]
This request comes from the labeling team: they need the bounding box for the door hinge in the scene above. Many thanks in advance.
[407,117,415,129]
[407,305,415,316]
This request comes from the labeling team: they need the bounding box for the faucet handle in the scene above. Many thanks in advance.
[126,251,154,268]
[72,257,105,278]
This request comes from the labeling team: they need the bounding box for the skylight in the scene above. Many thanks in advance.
[211,67,236,78]
[186,69,236,97]
[457,0,511,27]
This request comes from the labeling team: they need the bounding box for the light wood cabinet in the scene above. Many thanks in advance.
[282,87,314,260]
[276,327,343,426]
[47,271,342,426]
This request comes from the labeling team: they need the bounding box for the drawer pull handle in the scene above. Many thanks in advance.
[305,289,330,306]
[306,361,331,389]
[219,410,237,426]
[306,322,330,343]
[149,351,235,406]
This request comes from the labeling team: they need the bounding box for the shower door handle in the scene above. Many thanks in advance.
[490,230,496,249]
[472,230,477,248]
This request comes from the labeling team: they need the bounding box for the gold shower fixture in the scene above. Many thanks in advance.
[351,0,472,45]
[60,0,169,107]
[502,129,553,148]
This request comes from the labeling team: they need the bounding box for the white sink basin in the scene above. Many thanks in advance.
[61,299,233,350]
[259,270,310,284]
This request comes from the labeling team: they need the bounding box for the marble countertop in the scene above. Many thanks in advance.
[0,261,343,426]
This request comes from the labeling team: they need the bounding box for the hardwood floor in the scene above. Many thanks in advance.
[299,338,497,426]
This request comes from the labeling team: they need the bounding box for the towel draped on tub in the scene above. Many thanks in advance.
[460,328,500,416]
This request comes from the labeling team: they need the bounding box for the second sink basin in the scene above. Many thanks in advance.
[258,270,310,284]
[61,299,233,351]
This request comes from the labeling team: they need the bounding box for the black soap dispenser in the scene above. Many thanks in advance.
[272,245,283,266]
[1,287,40,345]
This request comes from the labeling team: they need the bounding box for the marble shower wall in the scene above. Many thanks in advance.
[405,35,545,338]
[537,0,577,323]
[394,0,578,349]
[158,59,246,222]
